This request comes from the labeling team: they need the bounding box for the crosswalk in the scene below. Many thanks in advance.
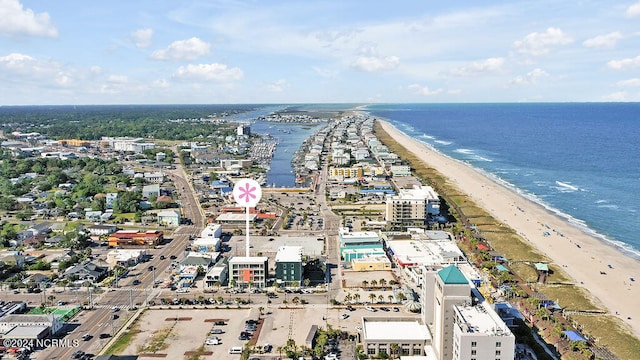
[91,304,132,311]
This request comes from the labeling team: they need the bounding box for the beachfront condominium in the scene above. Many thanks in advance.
[423,265,514,360]
[385,185,441,230]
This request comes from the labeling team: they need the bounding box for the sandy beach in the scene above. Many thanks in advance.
[379,120,640,338]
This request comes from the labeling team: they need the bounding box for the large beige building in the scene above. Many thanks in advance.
[385,185,441,230]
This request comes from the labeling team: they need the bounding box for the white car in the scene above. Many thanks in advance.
[340,313,349,320]
[325,354,338,360]
[175,288,189,293]
[205,336,221,345]
[365,306,377,312]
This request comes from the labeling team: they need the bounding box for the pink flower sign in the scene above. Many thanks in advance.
[232,178,262,207]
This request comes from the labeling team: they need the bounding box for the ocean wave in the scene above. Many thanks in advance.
[434,140,452,145]
[554,180,583,192]
[596,204,620,210]
[421,134,435,140]
[455,148,475,155]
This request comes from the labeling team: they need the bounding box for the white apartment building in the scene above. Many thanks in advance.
[452,302,515,360]
[385,185,441,230]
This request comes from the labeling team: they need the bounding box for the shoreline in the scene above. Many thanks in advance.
[377,119,640,339]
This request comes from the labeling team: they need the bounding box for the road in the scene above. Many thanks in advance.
[39,161,205,359]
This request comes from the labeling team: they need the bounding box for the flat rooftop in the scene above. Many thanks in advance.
[363,317,431,341]
[454,302,512,336]
[229,256,268,264]
[275,246,302,262]
[387,238,465,267]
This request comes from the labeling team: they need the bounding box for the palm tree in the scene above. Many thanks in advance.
[361,280,369,288]
[370,279,378,288]
[353,293,361,304]
[378,294,384,303]
[379,278,387,288]
[369,293,376,303]
[344,293,353,303]
[390,343,399,359]
[388,294,394,303]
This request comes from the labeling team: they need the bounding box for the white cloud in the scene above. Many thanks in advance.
[0,0,57,38]
[0,52,34,68]
[0,52,75,88]
[583,32,623,49]
[408,84,443,96]
[351,55,399,72]
[449,57,505,77]
[151,37,211,61]
[508,68,549,86]
[264,79,289,93]
[514,27,572,56]
[626,1,640,17]
[607,55,640,70]
[173,63,243,82]
[616,78,640,87]
[601,91,629,101]
[107,75,130,84]
[131,28,153,48]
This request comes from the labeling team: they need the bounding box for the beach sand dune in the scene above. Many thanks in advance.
[379,120,640,338]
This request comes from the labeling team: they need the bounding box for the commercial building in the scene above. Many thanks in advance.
[0,314,64,337]
[361,317,431,357]
[338,228,384,262]
[275,246,303,286]
[228,256,269,289]
[351,255,392,271]
[157,209,181,227]
[108,230,164,247]
[106,249,147,268]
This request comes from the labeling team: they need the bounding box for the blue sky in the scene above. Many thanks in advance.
[1,0,640,105]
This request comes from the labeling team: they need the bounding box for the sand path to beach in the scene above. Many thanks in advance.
[379,120,640,338]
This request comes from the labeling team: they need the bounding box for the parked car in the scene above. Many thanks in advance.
[81,334,92,341]
[210,328,224,334]
[346,305,355,311]
[99,333,111,339]
[392,307,400,312]
[365,306,377,312]
[214,321,226,325]
[340,313,349,320]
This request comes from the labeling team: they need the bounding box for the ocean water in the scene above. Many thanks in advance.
[364,103,640,258]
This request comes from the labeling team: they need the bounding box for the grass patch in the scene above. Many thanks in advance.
[536,285,600,312]
[105,323,141,354]
[137,326,173,353]
[571,315,640,360]
[509,263,538,283]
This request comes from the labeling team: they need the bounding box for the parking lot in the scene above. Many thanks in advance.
[114,303,419,359]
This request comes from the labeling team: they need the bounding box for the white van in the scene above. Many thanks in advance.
[229,346,243,354]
